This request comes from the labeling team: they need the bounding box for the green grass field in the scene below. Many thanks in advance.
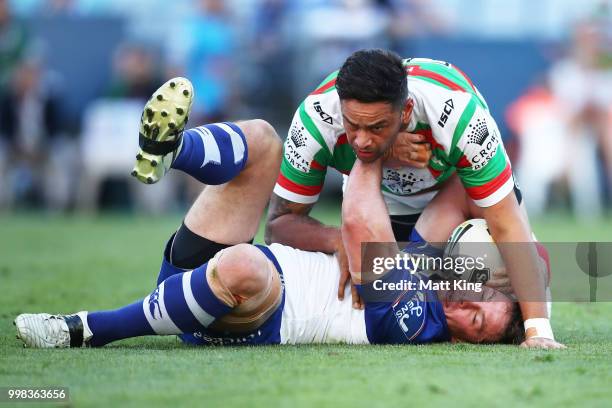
[1,207,611,407]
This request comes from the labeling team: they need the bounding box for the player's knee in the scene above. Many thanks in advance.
[250,119,281,146]
[214,243,271,299]
[253,119,282,161]
[208,244,282,332]
[239,119,282,165]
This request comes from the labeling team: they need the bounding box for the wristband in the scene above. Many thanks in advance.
[524,318,554,340]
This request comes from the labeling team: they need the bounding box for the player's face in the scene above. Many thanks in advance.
[440,286,512,343]
[341,99,411,162]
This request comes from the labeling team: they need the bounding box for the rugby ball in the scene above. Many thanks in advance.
[443,218,504,283]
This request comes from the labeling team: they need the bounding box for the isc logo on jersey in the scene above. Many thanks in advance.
[463,114,500,170]
[437,99,455,128]
[313,101,333,125]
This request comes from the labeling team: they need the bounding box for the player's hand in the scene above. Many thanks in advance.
[520,337,567,349]
[383,132,431,169]
[335,236,364,310]
[485,267,513,295]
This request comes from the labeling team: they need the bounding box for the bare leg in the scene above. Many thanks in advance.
[133,78,282,243]
[183,119,282,244]
[13,242,281,348]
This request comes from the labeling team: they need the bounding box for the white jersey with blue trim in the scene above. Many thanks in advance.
[269,243,449,345]
[268,243,369,344]
[187,243,449,346]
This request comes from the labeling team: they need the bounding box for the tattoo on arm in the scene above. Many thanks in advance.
[267,194,315,220]
[265,194,321,244]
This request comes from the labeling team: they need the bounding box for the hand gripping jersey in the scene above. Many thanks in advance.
[274,58,514,212]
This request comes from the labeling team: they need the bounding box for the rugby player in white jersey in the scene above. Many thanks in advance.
[14,78,523,348]
[265,49,563,349]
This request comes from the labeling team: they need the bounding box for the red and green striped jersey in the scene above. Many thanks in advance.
[274,58,514,211]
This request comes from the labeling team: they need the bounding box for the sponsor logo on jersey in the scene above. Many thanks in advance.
[468,117,489,145]
[466,117,500,170]
[149,288,163,319]
[382,168,425,195]
[285,122,312,172]
[393,290,426,339]
[470,269,490,283]
[437,99,454,128]
[193,330,263,346]
[313,101,333,125]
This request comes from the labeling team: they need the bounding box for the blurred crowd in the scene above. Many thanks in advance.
[0,0,611,218]
[508,15,612,219]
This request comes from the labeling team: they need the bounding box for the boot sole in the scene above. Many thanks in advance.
[132,77,193,184]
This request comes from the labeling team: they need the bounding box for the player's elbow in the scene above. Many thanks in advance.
[264,218,280,245]
[264,199,287,245]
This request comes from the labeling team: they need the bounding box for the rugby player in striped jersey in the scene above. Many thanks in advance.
[265,49,563,349]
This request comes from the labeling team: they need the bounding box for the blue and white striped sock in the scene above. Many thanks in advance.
[172,122,248,184]
[87,262,231,346]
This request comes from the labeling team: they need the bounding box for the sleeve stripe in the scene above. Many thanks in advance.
[311,78,337,95]
[280,159,325,186]
[406,66,467,92]
[452,65,477,93]
[471,176,514,207]
[311,159,325,170]
[273,184,320,204]
[456,154,471,168]
[450,98,477,164]
[459,146,507,186]
[465,163,512,201]
[428,167,442,178]
[277,173,323,196]
[299,102,331,157]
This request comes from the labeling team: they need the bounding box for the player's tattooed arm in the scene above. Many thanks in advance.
[265,194,340,253]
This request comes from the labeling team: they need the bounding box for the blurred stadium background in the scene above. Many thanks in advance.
[1,0,612,222]
[2,2,612,406]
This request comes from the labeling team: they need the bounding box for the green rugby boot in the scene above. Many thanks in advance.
[132,77,193,184]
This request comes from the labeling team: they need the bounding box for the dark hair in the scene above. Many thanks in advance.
[336,48,408,110]
[499,302,526,345]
